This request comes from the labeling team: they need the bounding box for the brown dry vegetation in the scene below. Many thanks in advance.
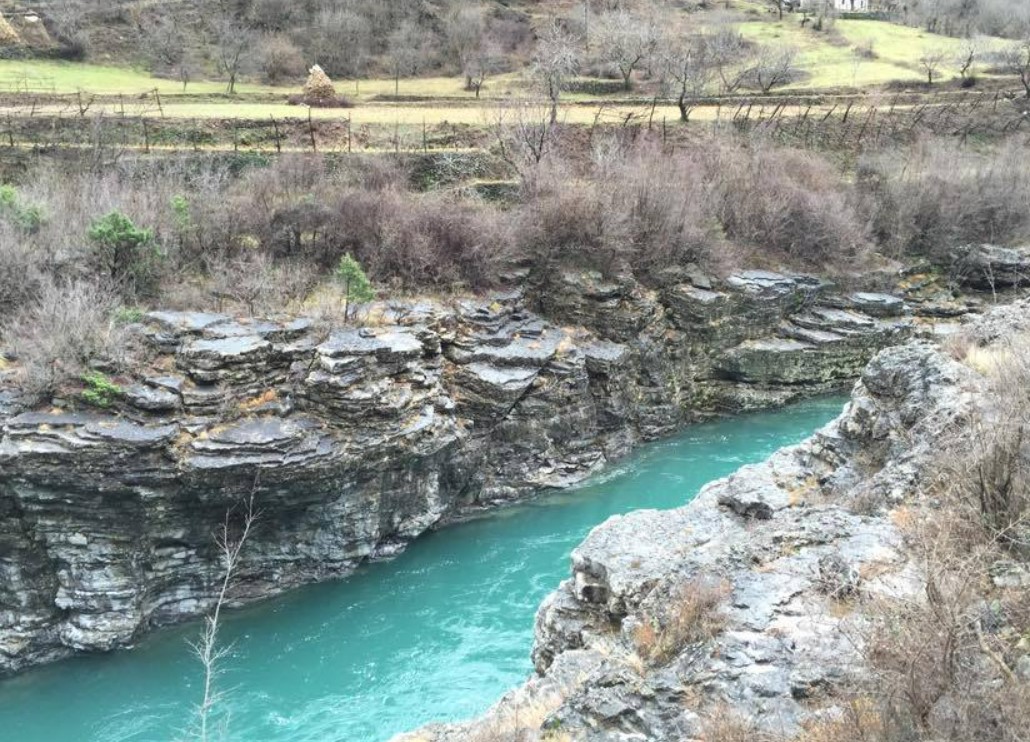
[2,131,1030,401]
[632,577,730,666]
[821,331,1030,742]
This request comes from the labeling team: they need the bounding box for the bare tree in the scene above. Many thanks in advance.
[659,35,713,122]
[593,8,662,91]
[919,47,948,85]
[215,15,255,94]
[387,20,424,96]
[492,98,555,182]
[142,15,186,77]
[190,491,258,742]
[956,37,979,83]
[532,20,580,124]
[1001,37,1030,98]
[445,3,487,91]
[750,44,798,93]
[709,26,752,95]
[465,40,502,99]
[312,8,372,80]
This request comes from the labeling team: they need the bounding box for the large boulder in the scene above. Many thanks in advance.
[952,243,1030,290]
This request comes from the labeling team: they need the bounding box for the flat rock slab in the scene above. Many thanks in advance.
[200,417,306,449]
[467,329,564,368]
[81,420,179,447]
[726,271,822,299]
[180,336,272,369]
[952,243,1030,290]
[851,292,906,317]
[795,308,875,332]
[4,411,108,430]
[318,329,423,361]
[203,318,314,342]
[462,363,538,391]
[123,384,180,412]
[146,311,230,334]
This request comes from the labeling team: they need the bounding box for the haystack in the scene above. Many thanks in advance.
[0,13,21,45]
[302,65,336,105]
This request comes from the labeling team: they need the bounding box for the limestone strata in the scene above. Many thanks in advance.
[400,303,1028,742]
[0,269,988,674]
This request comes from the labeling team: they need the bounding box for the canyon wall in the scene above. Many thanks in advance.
[0,266,994,674]
[400,299,1030,742]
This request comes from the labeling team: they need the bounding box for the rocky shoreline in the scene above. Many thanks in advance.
[0,261,1016,676]
[399,300,1030,742]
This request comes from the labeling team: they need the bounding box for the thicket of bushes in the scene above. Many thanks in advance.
[3,133,1030,400]
[802,334,1030,742]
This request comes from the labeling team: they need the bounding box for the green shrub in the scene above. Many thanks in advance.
[0,184,45,233]
[113,306,146,325]
[334,253,374,321]
[80,371,123,408]
[87,211,162,296]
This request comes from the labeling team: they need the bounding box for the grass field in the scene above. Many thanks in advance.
[739,18,1006,89]
[0,14,1017,128]
[0,59,530,101]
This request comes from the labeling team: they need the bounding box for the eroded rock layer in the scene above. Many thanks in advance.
[0,269,997,674]
[400,301,1029,742]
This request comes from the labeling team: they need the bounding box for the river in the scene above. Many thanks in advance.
[0,396,846,742]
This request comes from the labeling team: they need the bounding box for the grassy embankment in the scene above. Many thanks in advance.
[0,15,1016,152]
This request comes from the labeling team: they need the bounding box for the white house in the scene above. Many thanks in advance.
[801,0,871,11]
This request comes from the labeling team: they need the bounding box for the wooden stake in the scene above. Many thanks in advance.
[270,116,281,153]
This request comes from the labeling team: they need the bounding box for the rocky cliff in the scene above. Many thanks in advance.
[0,266,1001,675]
[400,300,1030,742]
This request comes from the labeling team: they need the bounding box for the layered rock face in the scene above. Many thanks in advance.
[0,268,989,674]
[402,303,1029,742]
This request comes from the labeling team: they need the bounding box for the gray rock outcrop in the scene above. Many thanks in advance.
[399,303,1027,742]
[0,270,1002,675]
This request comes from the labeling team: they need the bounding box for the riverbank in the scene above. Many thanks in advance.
[400,300,1030,742]
[0,262,1020,676]
[0,398,844,741]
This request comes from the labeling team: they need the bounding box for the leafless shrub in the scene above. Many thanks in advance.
[632,577,729,666]
[532,19,579,124]
[713,143,869,267]
[918,48,949,85]
[1,278,125,399]
[702,709,782,742]
[189,490,259,742]
[258,35,306,85]
[861,138,1030,260]
[354,192,514,291]
[0,222,48,316]
[746,44,799,93]
[832,333,1030,742]
[209,254,318,315]
[492,98,558,181]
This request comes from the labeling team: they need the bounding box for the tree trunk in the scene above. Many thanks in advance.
[678,92,689,122]
[622,69,633,91]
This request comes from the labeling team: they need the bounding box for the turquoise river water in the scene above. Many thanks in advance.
[0,397,845,742]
